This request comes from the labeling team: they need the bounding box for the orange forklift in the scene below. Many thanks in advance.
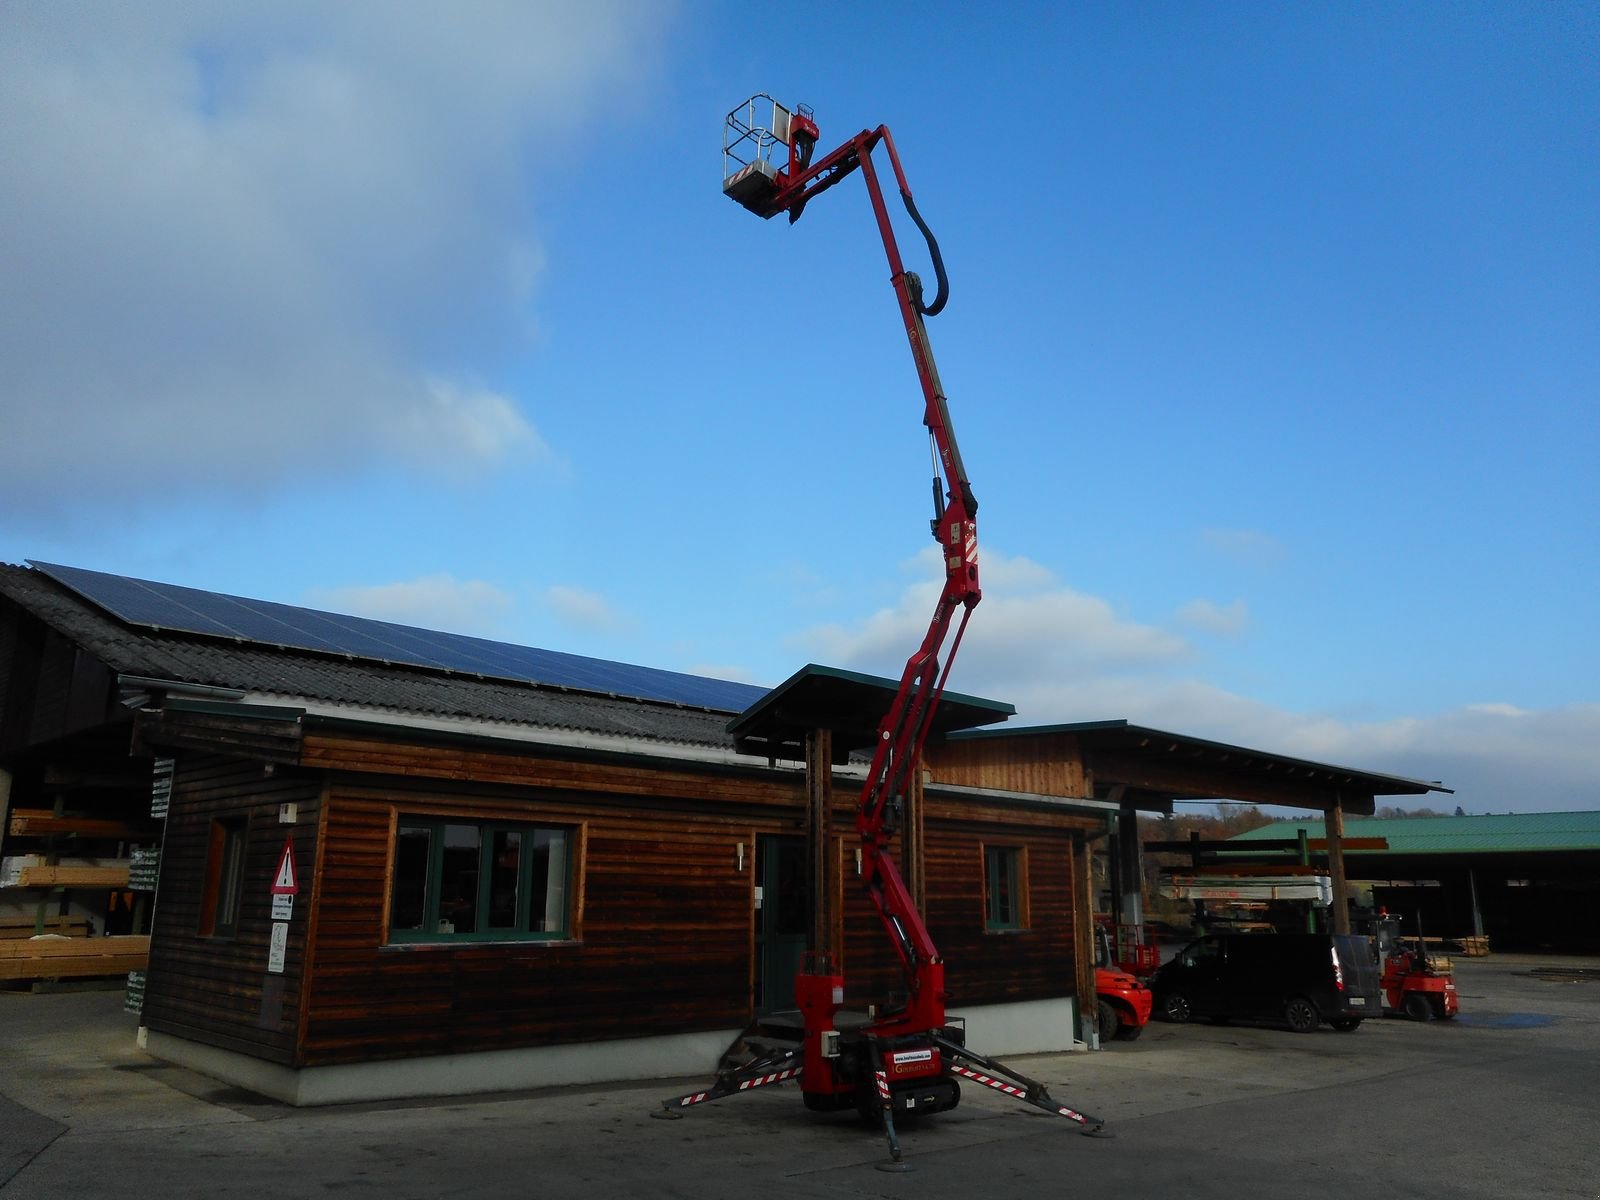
[1094,923,1153,1042]
[1374,913,1459,1022]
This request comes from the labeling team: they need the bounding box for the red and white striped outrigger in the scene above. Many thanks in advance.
[657,1044,804,1112]
[659,1030,1109,1144]
[929,1032,1109,1133]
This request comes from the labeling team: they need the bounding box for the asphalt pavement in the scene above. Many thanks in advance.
[2,953,1596,1199]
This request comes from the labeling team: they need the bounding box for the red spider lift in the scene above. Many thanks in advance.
[657,96,1109,1168]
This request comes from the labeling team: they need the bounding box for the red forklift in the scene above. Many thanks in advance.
[657,97,1110,1167]
[1094,922,1154,1042]
[1374,913,1459,1021]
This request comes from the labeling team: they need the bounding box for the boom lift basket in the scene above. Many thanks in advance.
[722,94,812,213]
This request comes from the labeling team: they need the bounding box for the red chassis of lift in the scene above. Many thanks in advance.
[659,98,1107,1165]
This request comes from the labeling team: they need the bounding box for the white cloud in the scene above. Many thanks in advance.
[308,573,512,636]
[790,546,1600,813]
[543,585,633,635]
[1176,597,1250,637]
[0,2,665,518]
[794,547,1191,696]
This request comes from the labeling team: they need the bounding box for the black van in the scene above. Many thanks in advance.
[1150,933,1382,1032]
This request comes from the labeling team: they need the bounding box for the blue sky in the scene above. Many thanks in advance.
[3,3,1596,813]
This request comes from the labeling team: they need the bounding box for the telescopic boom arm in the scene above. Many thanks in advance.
[723,97,978,1034]
[659,100,1107,1159]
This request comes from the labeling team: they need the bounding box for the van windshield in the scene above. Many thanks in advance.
[1180,937,1223,968]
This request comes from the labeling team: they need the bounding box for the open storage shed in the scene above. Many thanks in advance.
[1230,812,1600,953]
[928,722,1454,941]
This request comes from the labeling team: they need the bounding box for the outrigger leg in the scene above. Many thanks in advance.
[653,1044,803,1119]
[929,1033,1113,1138]
[866,1037,912,1173]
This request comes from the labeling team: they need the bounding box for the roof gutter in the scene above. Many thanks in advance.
[117,674,249,709]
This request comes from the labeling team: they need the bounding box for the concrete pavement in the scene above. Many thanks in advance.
[2,953,1597,1198]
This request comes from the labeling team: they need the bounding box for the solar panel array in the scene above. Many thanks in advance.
[33,561,769,712]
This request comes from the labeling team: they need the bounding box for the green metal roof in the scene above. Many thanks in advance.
[1229,811,1600,855]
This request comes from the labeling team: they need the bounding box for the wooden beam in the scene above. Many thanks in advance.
[1327,800,1350,935]
[1141,838,1389,853]
[1075,832,1095,1043]
[10,865,131,888]
[0,915,89,939]
[805,728,835,966]
[1168,864,1332,877]
[0,934,149,981]
[1087,752,1379,814]
[907,758,926,916]
[8,809,155,839]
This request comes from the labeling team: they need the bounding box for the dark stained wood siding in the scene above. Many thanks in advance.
[142,756,322,1064]
[924,734,1089,798]
[819,793,1091,1014]
[144,727,1100,1070]
[302,785,792,1065]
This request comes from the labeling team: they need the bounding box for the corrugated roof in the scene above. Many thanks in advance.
[1230,811,1600,855]
[31,560,768,713]
[0,563,753,750]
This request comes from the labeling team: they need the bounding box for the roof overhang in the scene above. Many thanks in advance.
[947,719,1451,816]
[728,663,1015,763]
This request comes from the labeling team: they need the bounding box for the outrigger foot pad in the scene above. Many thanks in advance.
[875,1160,914,1173]
[1081,1124,1114,1138]
[650,1107,684,1120]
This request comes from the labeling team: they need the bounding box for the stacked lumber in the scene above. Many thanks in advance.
[0,856,131,888]
[0,934,150,982]
[7,808,153,839]
[0,916,90,940]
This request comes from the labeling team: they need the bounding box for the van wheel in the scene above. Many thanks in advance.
[1404,993,1435,1022]
[1116,1022,1144,1042]
[1161,991,1193,1024]
[1096,1000,1121,1042]
[1284,996,1320,1033]
[1328,1017,1362,1032]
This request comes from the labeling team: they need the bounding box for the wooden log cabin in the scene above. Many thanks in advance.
[1,563,1117,1104]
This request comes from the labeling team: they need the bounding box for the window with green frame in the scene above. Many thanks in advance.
[389,818,573,943]
[983,845,1025,931]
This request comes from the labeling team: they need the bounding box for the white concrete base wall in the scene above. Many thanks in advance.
[140,1025,745,1107]
[139,995,1081,1107]
[946,995,1083,1057]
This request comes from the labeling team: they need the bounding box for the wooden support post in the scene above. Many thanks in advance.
[1074,831,1096,1044]
[906,757,926,916]
[1298,827,1315,932]
[1114,789,1142,935]
[805,728,835,966]
[1327,799,1350,935]
[1468,867,1485,938]
[0,768,12,853]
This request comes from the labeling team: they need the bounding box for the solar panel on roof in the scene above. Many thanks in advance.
[32,561,769,712]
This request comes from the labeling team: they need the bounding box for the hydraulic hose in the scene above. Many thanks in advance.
[900,189,949,317]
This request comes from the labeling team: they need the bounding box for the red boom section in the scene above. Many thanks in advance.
[742,121,980,1041]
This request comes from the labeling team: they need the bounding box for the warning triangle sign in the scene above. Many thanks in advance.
[271,838,298,895]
